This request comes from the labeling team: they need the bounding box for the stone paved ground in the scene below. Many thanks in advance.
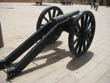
[0,2,110,83]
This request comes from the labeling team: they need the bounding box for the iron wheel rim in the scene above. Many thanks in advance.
[68,11,96,57]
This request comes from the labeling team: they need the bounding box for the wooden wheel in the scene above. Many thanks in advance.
[68,11,96,57]
[36,6,63,42]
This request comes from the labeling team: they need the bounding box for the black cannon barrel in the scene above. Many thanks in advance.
[51,10,79,23]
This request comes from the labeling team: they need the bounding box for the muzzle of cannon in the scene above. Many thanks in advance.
[0,6,96,80]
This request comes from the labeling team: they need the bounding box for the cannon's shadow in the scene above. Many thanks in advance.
[17,41,94,77]
[66,51,94,71]
[18,41,69,77]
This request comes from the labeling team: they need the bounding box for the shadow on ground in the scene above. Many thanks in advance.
[18,41,70,77]
[66,51,94,71]
[16,41,94,78]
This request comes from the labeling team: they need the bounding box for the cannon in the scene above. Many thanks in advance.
[0,6,95,80]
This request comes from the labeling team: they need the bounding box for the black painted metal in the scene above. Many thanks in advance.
[37,6,63,30]
[0,6,95,80]
[68,11,95,57]
[37,6,64,43]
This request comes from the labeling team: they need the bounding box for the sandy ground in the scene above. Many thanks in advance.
[0,2,110,83]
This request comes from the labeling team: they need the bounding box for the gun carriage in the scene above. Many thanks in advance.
[0,6,95,80]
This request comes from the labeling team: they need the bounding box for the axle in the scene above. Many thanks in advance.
[51,11,79,23]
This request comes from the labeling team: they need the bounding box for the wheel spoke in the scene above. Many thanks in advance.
[86,35,91,45]
[53,9,56,17]
[48,10,51,20]
[88,29,93,38]
[85,14,88,23]
[87,23,92,31]
[73,36,80,44]
[78,40,83,53]
[77,22,82,32]
[87,16,92,29]
[43,16,49,22]
[77,22,81,28]
[74,39,81,53]
[81,15,87,31]
[81,16,84,29]
[82,40,86,51]
[56,11,61,16]
[40,24,45,26]
[85,14,89,29]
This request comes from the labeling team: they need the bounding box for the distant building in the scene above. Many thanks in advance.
[0,0,109,6]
